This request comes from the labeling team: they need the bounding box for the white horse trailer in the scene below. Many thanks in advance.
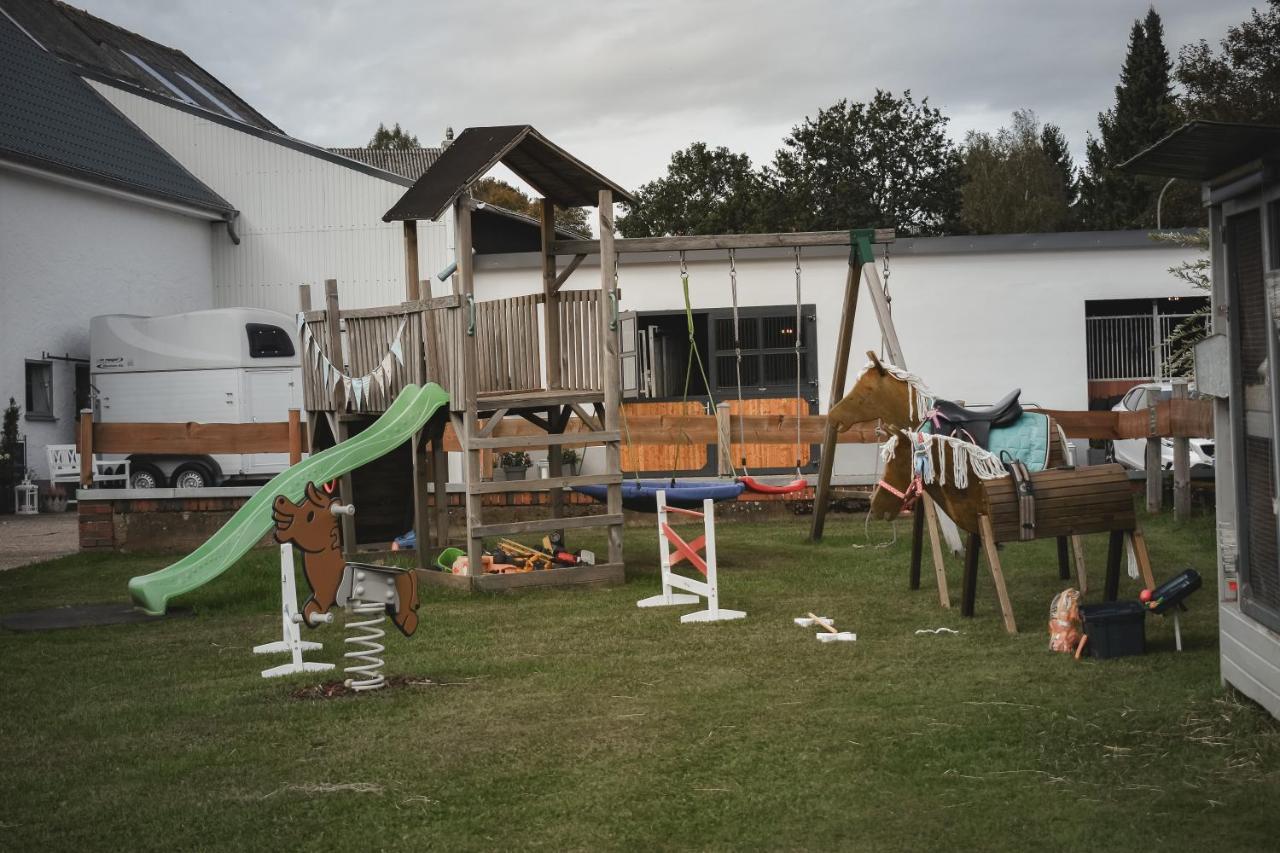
[90,308,303,488]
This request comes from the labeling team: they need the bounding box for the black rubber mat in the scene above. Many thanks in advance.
[0,603,192,631]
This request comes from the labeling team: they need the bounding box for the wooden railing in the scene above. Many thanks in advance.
[302,286,606,413]
[76,409,305,487]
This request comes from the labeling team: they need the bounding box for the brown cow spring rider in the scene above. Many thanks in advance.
[272,482,420,636]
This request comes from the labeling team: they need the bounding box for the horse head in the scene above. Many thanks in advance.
[829,351,915,433]
[272,481,339,553]
[870,430,915,520]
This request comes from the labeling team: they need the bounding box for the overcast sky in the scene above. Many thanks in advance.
[77,0,1255,190]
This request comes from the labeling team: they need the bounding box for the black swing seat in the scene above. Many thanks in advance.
[929,389,1024,449]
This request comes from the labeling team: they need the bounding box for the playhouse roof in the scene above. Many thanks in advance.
[1122,120,1280,181]
[383,125,634,222]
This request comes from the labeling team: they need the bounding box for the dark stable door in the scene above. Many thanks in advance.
[1228,209,1280,631]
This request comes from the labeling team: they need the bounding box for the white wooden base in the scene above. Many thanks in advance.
[680,607,746,624]
[255,543,334,679]
[637,592,701,608]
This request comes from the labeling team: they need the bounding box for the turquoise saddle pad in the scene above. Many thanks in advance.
[920,412,1051,472]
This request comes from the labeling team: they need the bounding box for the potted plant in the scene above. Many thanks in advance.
[0,398,20,515]
[499,451,532,481]
[41,483,69,514]
[561,447,581,477]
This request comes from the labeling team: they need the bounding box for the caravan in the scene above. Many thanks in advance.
[90,309,303,488]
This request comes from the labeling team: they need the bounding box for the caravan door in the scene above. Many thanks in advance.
[243,369,302,474]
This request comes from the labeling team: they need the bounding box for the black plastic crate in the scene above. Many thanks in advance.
[1149,569,1202,614]
[1080,601,1146,659]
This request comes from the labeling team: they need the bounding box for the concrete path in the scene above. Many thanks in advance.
[0,512,79,571]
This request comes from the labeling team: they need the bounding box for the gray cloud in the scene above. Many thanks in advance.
[77,0,1255,189]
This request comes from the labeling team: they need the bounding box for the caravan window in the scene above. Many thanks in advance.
[25,361,54,420]
[246,324,295,359]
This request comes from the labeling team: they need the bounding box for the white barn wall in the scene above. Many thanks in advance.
[0,169,214,479]
[88,83,449,315]
[473,238,1198,479]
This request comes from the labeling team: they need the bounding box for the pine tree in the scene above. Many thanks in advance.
[1040,123,1078,225]
[1078,8,1197,229]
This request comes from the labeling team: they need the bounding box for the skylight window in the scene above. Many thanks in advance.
[176,71,244,122]
[121,50,197,106]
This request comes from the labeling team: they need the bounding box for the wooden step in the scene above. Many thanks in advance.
[468,473,621,495]
[468,430,619,450]
[471,512,623,539]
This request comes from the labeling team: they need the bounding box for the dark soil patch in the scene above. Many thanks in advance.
[289,675,443,700]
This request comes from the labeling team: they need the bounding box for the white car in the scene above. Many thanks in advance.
[1108,382,1214,471]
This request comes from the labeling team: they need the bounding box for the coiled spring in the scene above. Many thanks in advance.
[343,600,386,692]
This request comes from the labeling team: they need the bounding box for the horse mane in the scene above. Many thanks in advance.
[856,359,936,424]
[881,428,1009,489]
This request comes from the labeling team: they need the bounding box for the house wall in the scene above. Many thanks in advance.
[472,235,1200,479]
[0,168,214,480]
[88,83,451,315]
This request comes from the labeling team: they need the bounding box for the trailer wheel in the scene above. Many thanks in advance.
[171,463,214,489]
[129,462,165,489]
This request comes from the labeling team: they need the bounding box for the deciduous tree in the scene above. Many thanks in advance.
[760,90,963,236]
[617,143,764,237]
[367,122,420,151]
[960,111,1072,234]
[1177,0,1280,124]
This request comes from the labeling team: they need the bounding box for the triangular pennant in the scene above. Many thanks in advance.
[375,365,389,395]
[311,338,322,370]
[381,352,395,378]
[295,312,306,332]
[389,337,404,366]
[354,376,366,409]
[342,376,353,407]
[329,360,342,393]
[321,359,331,391]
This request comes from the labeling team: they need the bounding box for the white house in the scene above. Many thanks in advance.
[471,229,1203,479]
[0,6,227,485]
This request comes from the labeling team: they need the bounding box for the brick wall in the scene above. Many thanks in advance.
[79,494,255,552]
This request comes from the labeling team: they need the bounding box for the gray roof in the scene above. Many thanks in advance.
[2,0,280,133]
[328,147,442,182]
[384,125,634,222]
[1122,120,1280,181]
[0,11,233,215]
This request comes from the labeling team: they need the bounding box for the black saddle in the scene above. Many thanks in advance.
[929,389,1023,449]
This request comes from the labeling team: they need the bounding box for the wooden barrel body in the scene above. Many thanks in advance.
[980,463,1134,543]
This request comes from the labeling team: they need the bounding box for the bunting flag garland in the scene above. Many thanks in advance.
[300,313,408,409]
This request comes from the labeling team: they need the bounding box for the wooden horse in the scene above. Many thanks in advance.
[831,353,1155,633]
[272,482,420,637]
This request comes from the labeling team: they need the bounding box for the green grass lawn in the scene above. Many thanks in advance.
[1,509,1276,851]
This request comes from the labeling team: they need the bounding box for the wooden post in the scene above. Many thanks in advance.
[298,284,312,312]
[909,502,924,590]
[431,432,450,547]
[411,428,431,564]
[541,198,561,390]
[1056,536,1071,580]
[456,201,484,576]
[547,407,564,525]
[599,190,623,566]
[923,499,950,608]
[810,259,862,541]
[962,531,980,617]
[1144,387,1162,513]
[978,514,1017,634]
[323,279,346,412]
[78,408,93,488]
[1171,378,1191,521]
[1104,528,1125,601]
[403,221,421,301]
[1071,536,1088,596]
[287,409,301,465]
[715,401,732,476]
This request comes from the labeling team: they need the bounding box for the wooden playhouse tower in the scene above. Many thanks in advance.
[300,126,634,590]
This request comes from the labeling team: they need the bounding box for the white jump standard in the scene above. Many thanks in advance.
[637,490,745,623]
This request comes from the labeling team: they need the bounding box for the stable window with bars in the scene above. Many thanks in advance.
[710,305,817,401]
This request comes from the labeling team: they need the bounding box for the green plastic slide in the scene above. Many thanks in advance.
[127,383,451,615]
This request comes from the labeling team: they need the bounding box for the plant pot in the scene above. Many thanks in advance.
[41,496,69,514]
[502,465,529,481]
[565,461,582,477]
